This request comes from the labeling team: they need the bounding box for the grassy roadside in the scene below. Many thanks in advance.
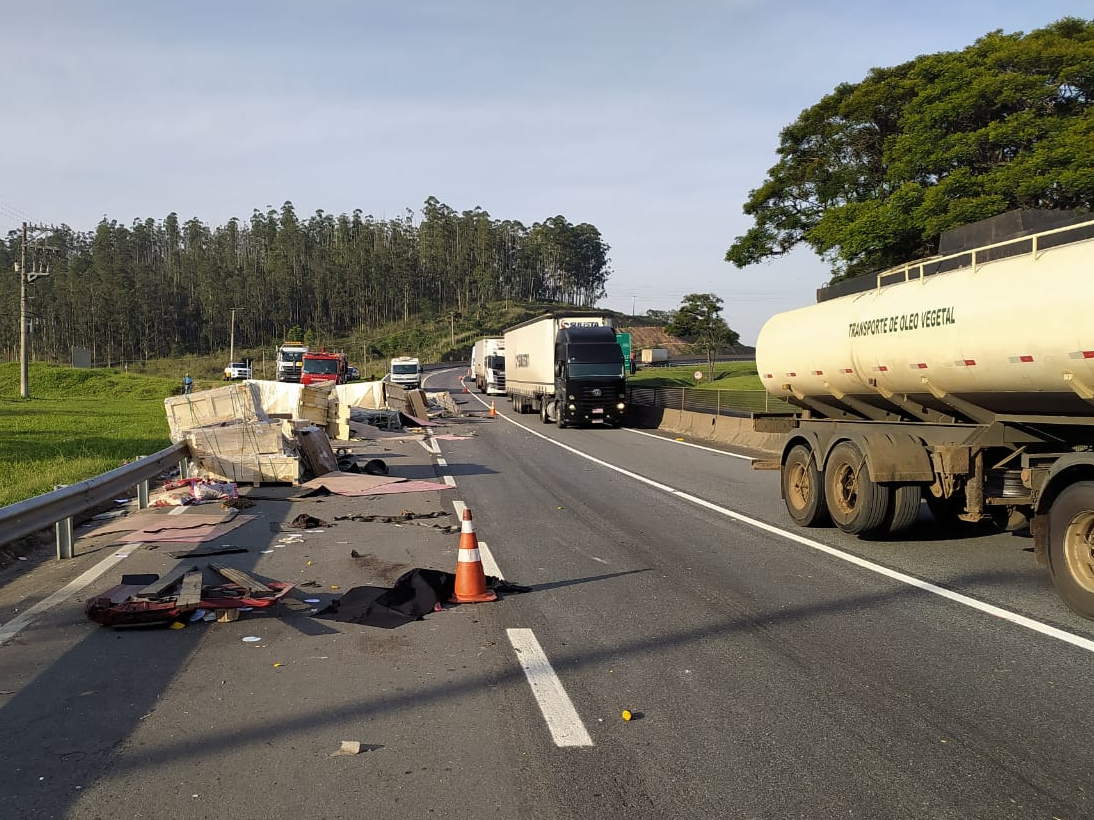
[0,363,181,507]
[627,360,764,390]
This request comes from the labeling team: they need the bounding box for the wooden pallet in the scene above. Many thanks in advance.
[209,563,275,596]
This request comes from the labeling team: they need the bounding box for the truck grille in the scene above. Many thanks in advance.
[571,383,622,415]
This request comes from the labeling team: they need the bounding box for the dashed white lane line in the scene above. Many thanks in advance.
[480,393,1094,655]
[0,549,134,645]
[507,628,594,747]
[443,475,457,487]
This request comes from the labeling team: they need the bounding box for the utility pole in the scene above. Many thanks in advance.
[17,222,57,398]
[229,307,243,363]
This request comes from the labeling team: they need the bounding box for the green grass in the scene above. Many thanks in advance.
[0,363,180,507]
[628,360,764,390]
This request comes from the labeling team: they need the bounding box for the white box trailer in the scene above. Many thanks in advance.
[504,312,626,427]
[640,348,669,364]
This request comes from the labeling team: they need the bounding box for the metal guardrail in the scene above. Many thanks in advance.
[627,386,794,417]
[0,442,191,559]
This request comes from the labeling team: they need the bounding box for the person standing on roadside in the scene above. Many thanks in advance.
[183,373,193,395]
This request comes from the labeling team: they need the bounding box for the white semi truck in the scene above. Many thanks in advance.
[752,210,1094,617]
[471,337,506,395]
[504,312,626,428]
[276,341,309,382]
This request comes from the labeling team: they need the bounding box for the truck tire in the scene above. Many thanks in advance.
[1047,481,1094,618]
[781,444,827,526]
[541,401,552,424]
[823,441,891,535]
[882,483,921,536]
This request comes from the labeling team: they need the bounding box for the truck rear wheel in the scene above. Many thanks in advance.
[824,441,891,535]
[782,444,827,526]
[882,483,921,535]
[1047,481,1094,618]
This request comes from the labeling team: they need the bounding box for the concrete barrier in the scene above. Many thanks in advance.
[628,406,785,455]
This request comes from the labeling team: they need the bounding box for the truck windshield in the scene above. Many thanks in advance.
[392,364,418,375]
[485,355,505,370]
[280,353,304,365]
[304,359,340,374]
[566,343,623,363]
[564,343,624,379]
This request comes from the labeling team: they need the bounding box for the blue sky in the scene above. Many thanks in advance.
[1,1,1089,344]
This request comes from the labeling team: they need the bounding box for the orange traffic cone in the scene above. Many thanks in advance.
[489,400,497,417]
[450,508,497,603]
[462,378,469,394]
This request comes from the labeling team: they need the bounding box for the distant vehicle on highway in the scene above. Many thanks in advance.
[223,361,252,380]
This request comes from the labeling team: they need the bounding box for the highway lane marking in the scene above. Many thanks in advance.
[0,549,133,646]
[624,427,752,459]
[478,396,1094,655]
[507,628,594,747]
[451,500,502,579]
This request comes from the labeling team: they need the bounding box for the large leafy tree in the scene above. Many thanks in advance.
[664,293,739,383]
[727,17,1094,281]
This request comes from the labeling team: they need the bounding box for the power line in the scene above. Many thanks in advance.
[0,197,36,225]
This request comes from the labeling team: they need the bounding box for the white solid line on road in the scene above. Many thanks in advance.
[488,402,1094,655]
[0,549,134,646]
[625,426,753,460]
[507,628,593,747]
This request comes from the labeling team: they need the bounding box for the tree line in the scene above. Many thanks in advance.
[0,196,611,365]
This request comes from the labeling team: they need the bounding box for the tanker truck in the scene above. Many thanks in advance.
[752,210,1094,617]
[504,312,627,428]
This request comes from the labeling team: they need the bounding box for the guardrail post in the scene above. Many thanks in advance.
[178,457,189,479]
[56,517,73,560]
[137,479,150,510]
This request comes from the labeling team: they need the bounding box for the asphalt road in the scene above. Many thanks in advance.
[3,368,1094,819]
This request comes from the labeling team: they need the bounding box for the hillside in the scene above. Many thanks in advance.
[619,326,690,356]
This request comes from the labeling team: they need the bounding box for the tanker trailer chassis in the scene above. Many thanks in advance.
[755,403,1094,619]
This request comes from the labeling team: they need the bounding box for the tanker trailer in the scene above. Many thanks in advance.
[752,211,1094,617]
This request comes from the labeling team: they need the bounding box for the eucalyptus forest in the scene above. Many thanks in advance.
[0,196,611,365]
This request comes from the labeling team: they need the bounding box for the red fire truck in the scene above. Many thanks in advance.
[301,349,348,386]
